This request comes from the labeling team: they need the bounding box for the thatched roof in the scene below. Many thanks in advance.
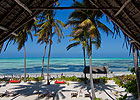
[0,0,140,49]
[83,66,109,74]
[0,0,58,45]
[89,0,140,49]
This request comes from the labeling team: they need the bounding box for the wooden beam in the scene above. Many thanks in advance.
[123,11,140,32]
[14,0,32,15]
[0,11,40,45]
[114,0,131,17]
[88,0,140,46]
[0,25,8,31]
[0,25,18,36]
[103,0,136,36]
[0,4,17,24]
[114,0,140,33]
[0,0,36,38]
[30,7,120,10]
[131,1,140,13]
[0,43,4,53]
[0,0,58,45]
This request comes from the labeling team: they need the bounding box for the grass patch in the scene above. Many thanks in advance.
[53,76,85,82]
[0,77,10,82]
[21,77,44,81]
[113,74,137,99]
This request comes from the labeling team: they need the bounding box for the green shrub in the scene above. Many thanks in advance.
[124,80,137,98]
[21,77,43,81]
[129,67,140,74]
[113,77,123,87]
[53,76,86,82]
[113,75,138,99]
[0,77,9,82]
[94,98,102,100]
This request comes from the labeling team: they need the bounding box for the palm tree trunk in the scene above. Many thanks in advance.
[89,38,96,100]
[89,55,96,99]
[24,45,26,82]
[133,45,140,100]
[47,33,52,85]
[83,47,87,80]
[41,44,47,79]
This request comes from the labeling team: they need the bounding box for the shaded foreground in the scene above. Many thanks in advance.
[0,74,135,100]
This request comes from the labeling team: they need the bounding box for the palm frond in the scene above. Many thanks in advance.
[66,42,80,51]
[56,19,65,28]
[97,20,114,36]
[69,10,87,20]
[79,19,92,28]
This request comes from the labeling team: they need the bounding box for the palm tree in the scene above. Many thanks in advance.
[36,10,65,84]
[16,24,33,82]
[34,22,49,79]
[73,19,101,99]
[3,19,35,82]
[66,1,114,99]
[130,43,140,99]
[66,35,87,80]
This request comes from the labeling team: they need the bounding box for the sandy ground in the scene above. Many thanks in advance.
[0,72,131,79]
[0,79,135,100]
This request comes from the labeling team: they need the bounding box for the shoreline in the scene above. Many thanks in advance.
[0,71,132,79]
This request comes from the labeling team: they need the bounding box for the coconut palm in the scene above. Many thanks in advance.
[66,1,114,99]
[16,23,34,82]
[34,21,49,79]
[66,34,87,80]
[3,19,35,82]
[72,19,101,99]
[36,10,65,84]
[129,42,140,99]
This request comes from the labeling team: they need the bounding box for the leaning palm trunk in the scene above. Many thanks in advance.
[24,45,26,82]
[41,45,47,79]
[89,55,96,99]
[83,47,87,80]
[47,33,52,85]
[89,38,96,99]
[133,45,140,100]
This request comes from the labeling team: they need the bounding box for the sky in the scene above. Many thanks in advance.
[0,0,132,58]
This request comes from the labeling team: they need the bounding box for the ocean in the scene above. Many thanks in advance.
[0,58,134,74]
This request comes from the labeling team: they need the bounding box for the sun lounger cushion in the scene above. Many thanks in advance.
[84,92,90,97]
[9,79,20,83]
[71,91,78,98]
[5,91,18,97]
[55,80,65,84]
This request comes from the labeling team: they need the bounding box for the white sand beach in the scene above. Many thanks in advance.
[0,71,131,79]
[0,72,135,100]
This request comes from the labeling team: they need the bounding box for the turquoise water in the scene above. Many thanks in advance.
[0,57,134,74]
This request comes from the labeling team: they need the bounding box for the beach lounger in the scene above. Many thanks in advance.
[38,91,48,98]
[55,80,65,84]
[93,79,100,83]
[48,91,55,97]
[38,90,55,98]
[0,92,6,97]
[79,90,83,97]
[84,91,90,98]
[71,91,78,98]
[9,79,20,83]
[5,90,18,97]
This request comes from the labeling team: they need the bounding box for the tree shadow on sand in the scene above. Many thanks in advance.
[72,80,134,100]
[8,81,67,100]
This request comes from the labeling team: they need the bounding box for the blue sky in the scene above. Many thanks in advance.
[0,0,132,58]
